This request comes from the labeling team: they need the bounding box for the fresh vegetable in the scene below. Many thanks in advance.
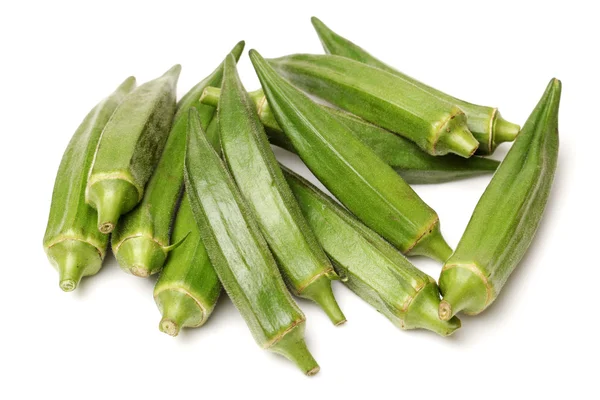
[310,17,520,155]
[201,87,500,184]
[438,79,560,319]
[43,77,137,291]
[111,42,245,277]
[218,54,345,324]
[250,50,452,262]
[153,195,221,336]
[184,108,319,375]
[86,65,181,234]
[267,53,479,157]
[284,167,461,336]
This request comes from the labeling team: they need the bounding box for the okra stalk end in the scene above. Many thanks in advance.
[407,222,453,263]
[438,264,491,319]
[87,178,140,233]
[269,322,320,376]
[114,236,167,277]
[493,112,521,144]
[155,290,206,336]
[403,282,461,336]
[301,274,346,326]
[199,86,221,108]
[46,239,103,292]
[435,109,479,157]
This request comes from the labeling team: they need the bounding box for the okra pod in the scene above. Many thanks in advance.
[184,109,319,375]
[218,55,345,324]
[310,17,520,155]
[250,50,452,262]
[201,87,500,184]
[284,167,461,336]
[111,42,245,277]
[267,53,480,157]
[438,79,560,319]
[86,65,181,234]
[43,77,137,291]
[153,195,220,336]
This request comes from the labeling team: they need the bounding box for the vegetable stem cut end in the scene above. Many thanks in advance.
[435,112,479,158]
[199,86,221,108]
[159,319,181,337]
[269,322,319,376]
[301,275,346,326]
[46,239,103,293]
[155,290,205,335]
[115,236,167,277]
[404,283,461,336]
[87,179,140,234]
[493,113,521,143]
[59,279,76,292]
[438,264,491,318]
[407,222,453,263]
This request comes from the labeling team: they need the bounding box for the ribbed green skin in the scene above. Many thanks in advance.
[200,87,499,184]
[43,77,137,291]
[111,42,245,277]
[267,54,480,157]
[218,55,345,325]
[184,109,319,376]
[438,79,561,319]
[86,65,181,234]
[310,17,521,155]
[284,167,461,336]
[250,50,452,262]
[153,195,221,336]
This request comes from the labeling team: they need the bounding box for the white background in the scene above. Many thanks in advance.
[1,1,597,398]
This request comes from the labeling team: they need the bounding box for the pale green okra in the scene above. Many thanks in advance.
[43,77,137,291]
[250,49,452,262]
[218,54,345,325]
[310,17,520,155]
[111,42,245,277]
[86,65,181,234]
[438,79,561,320]
[283,167,461,336]
[184,108,319,376]
[201,87,500,184]
[267,53,480,157]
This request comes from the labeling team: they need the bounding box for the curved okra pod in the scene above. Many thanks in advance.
[43,77,137,291]
[201,87,500,184]
[153,195,221,336]
[111,42,245,277]
[267,53,479,157]
[184,109,319,376]
[284,167,461,336]
[86,65,181,234]
[250,50,452,262]
[218,55,345,325]
[438,79,561,320]
[310,17,520,155]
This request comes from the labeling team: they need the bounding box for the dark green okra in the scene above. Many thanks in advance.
[153,98,226,336]
[111,42,245,277]
[310,17,520,155]
[184,109,319,376]
[201,87,500,184]
[284,167,461,336]
[250,50,452,262]
[438,79,561,320]
[218,55,345,324]
[267,54,479,157]
[43,77,137,291]
[86,65,181,234]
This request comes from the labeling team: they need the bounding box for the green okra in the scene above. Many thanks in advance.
[283,167,461,336]
[184,108,319,376]
[218,54,345,325]
[250,50,452,262]
[267,53,479,157]
[86,65,181,234]
[43,77,137,292]
[153,93,225,336]
[201,87,500,184]
[310,17,520,155]
[438,79,561,320]
[111,42,245,277]
[153,195,221,336]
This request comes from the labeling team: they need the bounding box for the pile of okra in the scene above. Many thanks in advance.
[44,18,560,376]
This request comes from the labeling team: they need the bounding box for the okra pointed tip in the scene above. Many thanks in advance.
[159,318,181,337]
[165,64,182,78]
